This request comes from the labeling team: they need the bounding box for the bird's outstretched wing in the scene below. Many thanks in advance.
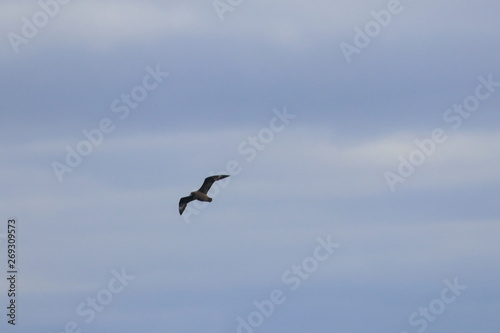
[179,194,195,215]
[198,175,229,194]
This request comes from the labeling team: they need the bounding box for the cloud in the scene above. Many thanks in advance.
[228,128,500,197]
[58,1,204,42]
[3,127,499,212]
[0,0,208,56]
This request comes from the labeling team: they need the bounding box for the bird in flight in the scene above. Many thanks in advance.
[179,175,230,215]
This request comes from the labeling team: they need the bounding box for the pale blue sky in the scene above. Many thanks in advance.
[1,1,499,332]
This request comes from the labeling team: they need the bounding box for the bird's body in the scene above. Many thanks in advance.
[178,175,229,215]
[190,191,212,202]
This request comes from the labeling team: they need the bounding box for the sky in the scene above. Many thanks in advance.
[1,0,499,332]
